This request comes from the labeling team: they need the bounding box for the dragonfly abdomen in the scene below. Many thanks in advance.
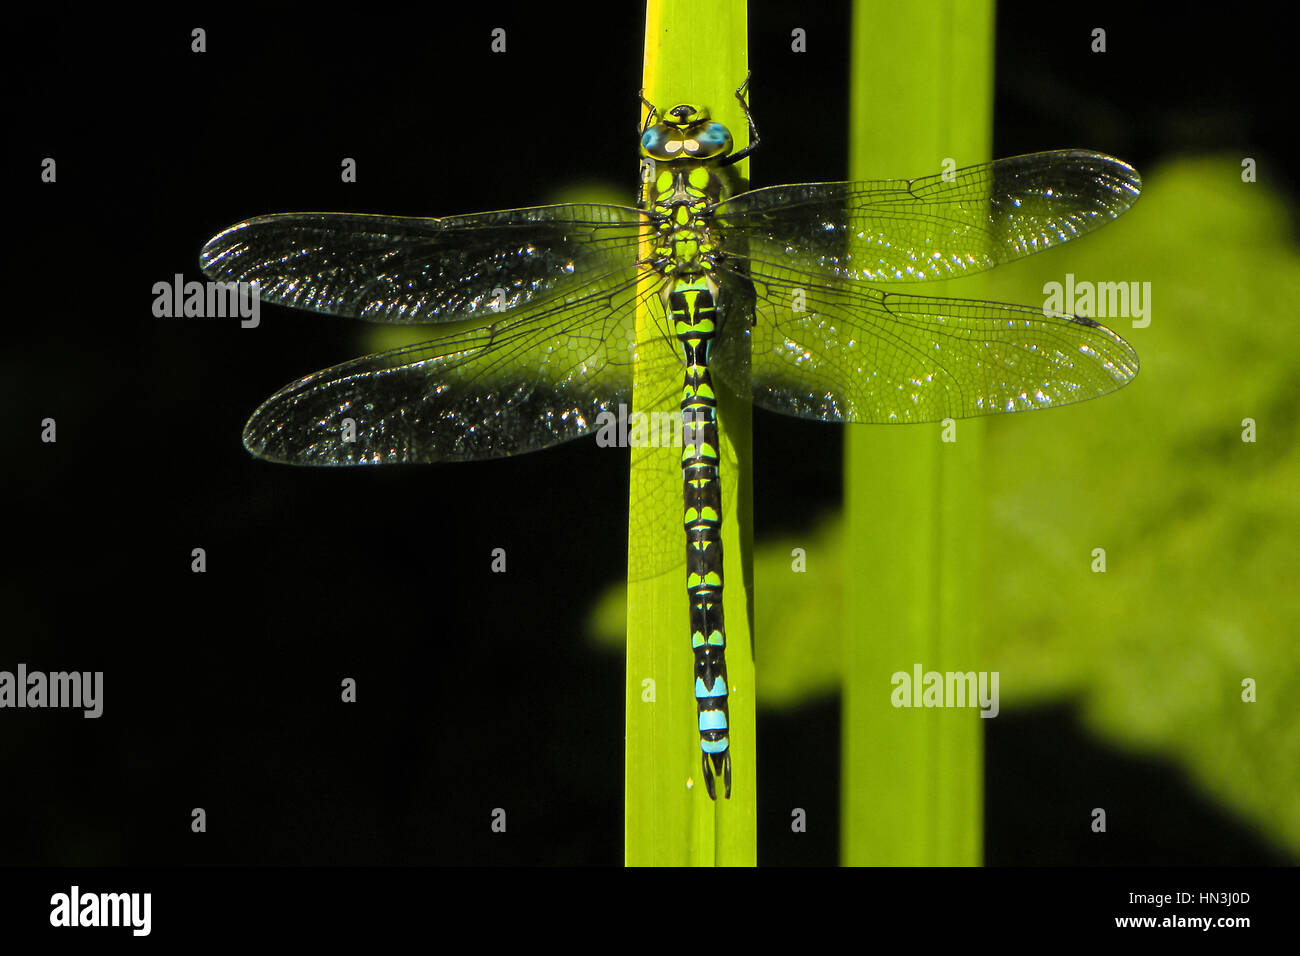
[672,278,731,800]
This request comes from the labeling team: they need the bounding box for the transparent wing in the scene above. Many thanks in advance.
[627,429,742,583]
[242,267,687,464]
[714,150,1140,283]
[710,253,1138,424]
[200,203,647,323]
[625,290,743,582]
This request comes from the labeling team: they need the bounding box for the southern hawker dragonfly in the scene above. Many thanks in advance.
[200,78,1140,800]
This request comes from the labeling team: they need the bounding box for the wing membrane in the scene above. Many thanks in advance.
[714,150,1140,283]
[200,203,647,323]
[242,267,685,464]
[711,254,1138,424]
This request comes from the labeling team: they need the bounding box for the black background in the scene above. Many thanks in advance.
[4,1,1294,867]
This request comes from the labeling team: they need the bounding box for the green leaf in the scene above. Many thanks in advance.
[839,0,992,866]
[624,0,756,866]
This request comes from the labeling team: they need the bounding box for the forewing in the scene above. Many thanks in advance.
[714,150,1140,283]
[200,203,647,323]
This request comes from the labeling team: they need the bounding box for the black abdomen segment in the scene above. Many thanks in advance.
[670,279,731,800]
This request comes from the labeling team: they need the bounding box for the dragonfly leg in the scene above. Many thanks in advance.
[721,72,761,166]
[638,89,661,134]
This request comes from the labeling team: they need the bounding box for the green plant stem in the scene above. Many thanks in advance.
[841,0,993,866]
[625,0,756,866]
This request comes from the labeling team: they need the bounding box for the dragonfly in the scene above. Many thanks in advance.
[200,77,1140,800]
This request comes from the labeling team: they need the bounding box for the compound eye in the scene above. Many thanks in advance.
[692,122,733,158]
[641,126,674,159]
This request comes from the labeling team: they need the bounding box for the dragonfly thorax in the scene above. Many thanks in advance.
[645,164,728,278]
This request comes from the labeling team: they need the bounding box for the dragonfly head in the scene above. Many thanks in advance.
[640,103,734,162]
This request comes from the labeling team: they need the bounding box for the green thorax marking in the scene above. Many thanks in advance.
[648,164,727,277]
